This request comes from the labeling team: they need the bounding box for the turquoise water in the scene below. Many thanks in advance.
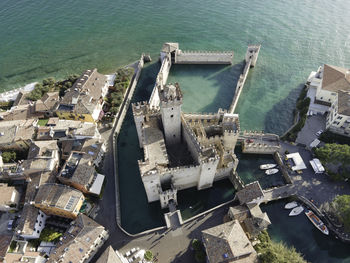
[2,0,350,261]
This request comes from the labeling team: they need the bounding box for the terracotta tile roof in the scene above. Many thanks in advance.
[35,92,60,112]
[337,90,350,116]
[96,246,124,263]
[15,204,40,237]
[48,214,107,263]
[236,181,264,205]
[34,183,84,212]
[202,220,257,263]
[59,69,107,115]
[322,64,350,92]
[0,235,12,260]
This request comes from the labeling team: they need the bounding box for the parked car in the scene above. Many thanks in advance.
[7,220,13,231]
[315,130,323,137]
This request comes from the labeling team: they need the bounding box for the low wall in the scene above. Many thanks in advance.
[149,56,171,108]
[273,151,292,184]
[229,59,252,113]
[111,55,145,234]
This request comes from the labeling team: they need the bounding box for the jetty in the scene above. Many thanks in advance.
[229,45,261,114]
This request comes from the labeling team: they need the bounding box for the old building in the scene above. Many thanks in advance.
[16,204,48,240]
[47,214,108,263]
[0,183,20,211]
[16,172,56,240]
[96,246,128,263]
[58,152,105,195]
[0,119,37,151]
[307,64,350,136]
[202,220,258,263]
[33,183,84,219]
[132,83,240,208]
[56,69,108,123]
[34,92,60,117]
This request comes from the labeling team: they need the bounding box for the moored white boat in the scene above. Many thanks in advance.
[260,163,277,170]
[265,168,278,175]
[289,206,304,216]
[305,210,329,235]
[284,201,298,209]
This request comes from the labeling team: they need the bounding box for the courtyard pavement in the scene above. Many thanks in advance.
[296,115,326,146]
[278,142,350,206]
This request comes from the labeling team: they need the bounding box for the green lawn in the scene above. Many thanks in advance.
[37,119,49,126]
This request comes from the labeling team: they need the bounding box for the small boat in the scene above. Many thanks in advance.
[289,206,304,216]
[265,168,279,175]
[260,163,277,170]
[305,210,329,235]
[285,201,298,209]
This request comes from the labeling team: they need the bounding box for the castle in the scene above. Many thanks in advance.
[132,83,240,209]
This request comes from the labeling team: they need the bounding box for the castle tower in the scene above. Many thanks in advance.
[132,102,148,148]
[159,83,183,145]
[245,45,261,67]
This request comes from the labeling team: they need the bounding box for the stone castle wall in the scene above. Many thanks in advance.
[175,50,233,64]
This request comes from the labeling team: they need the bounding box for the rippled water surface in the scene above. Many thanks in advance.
[2,0,350,260]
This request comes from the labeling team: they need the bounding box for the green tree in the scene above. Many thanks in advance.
[255,231,307,263]
[39,228,62,243]
[315,143,350,180]
[1,151,16,163]
[332,195,350,232]
[144,250,153,261]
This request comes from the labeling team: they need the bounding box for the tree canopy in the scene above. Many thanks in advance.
[332,195,350,232]
[315,143,350,180]
[255,231,308,263]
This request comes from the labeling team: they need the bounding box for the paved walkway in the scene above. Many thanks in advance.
[296,115,326,146]
[265,142,350,207]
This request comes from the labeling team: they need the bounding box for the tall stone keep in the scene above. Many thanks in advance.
[158,83,183,145]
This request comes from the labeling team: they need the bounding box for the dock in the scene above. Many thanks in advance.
[229,45,261,114]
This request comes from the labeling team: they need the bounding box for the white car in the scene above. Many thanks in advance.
[315,130,323,137]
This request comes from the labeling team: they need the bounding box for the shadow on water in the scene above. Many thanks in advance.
[264,83,304,136]
[118,61,165,234]
[199,61,245,113]
[167,62,244,113]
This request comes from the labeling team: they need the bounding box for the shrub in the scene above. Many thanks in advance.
[39,228,62,243]
[1,151,16,163]
[255,231,307,263]
[144,250,153,261]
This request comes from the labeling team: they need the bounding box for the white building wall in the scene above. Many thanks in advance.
[161,103,182,145]
[170,166,201,190]
[134,114,145,148]
[197,159,220,190]
[21,210,48,240]
[142,174,161,202]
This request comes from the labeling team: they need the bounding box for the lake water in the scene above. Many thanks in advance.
[1,0,350,261]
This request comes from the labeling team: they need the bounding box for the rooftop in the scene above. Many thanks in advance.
[236,181,264,205]
[27,140,58,159]
[158,83,183,103]
[35,92,59,112]
[322,64,350,92]
[202,220,257,263]
[59,152,96,189]
[0,183,18,206]
[96,246,125,263]
[15,204,40,236]
[34,183,84,212]
[59,69,107,115]
[48,214,107,263]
